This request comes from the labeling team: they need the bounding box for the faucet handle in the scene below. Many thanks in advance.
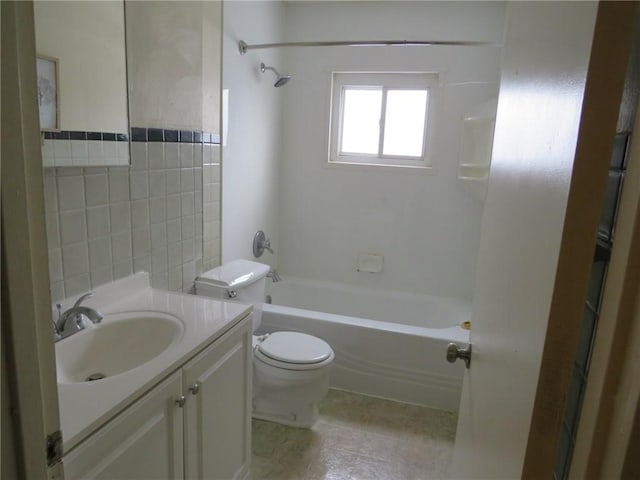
[263,238,274,254]
[73,292,94,308]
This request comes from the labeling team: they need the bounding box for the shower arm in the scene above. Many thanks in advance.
[261,63,281,76]
[239,39,499,55]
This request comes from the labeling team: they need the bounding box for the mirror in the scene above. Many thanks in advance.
[34,0,130,167]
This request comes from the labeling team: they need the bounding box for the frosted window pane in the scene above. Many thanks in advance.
[340,88,382,155]
[382,90,428,157]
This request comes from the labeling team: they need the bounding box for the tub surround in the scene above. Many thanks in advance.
[56,273,251,452]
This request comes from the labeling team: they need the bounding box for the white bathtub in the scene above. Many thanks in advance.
[260,277,470,411]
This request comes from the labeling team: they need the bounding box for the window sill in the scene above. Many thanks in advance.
[326,159,437,175]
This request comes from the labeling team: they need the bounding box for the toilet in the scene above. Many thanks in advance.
[195,259,334,428]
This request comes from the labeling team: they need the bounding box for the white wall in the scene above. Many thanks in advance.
[222,1,285,266]
[277,1,506,300]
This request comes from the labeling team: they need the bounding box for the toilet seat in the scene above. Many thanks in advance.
[254,332,334,371]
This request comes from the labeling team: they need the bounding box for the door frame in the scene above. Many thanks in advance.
[1,1,62,478]
[569,80,640,480]
[523,2,638,477]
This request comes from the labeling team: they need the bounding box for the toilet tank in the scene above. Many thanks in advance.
[195,259,271,331]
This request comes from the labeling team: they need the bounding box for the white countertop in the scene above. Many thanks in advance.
[56,273,252,452]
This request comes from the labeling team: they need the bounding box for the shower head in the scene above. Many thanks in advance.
[260,62,291,87]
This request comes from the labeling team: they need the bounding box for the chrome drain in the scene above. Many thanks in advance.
[85,373,107,382]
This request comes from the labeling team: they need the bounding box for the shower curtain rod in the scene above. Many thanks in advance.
[238,39,498,55]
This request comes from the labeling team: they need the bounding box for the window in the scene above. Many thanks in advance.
[329,72,438,169]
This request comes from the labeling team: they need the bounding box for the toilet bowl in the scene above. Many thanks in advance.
[195,260,334,428]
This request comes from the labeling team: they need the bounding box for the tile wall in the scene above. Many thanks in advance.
[45,131,221,301]
[41,131,130,167]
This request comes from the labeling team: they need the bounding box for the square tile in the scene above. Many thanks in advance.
[46,211,60,248]
[193,144,203,167]
[49,248,63,282]
[132,227,151,257]
[151,223,168,250]
[88,236,112,269]
[111,232,133,261]
[194,168,202,191]
[203,164,216,184]
[165,143,180,168]
[51,281,65,302]
[131,199,150,229]
[87,206,111,238]
[181,215,195,240]
[64,273,91,297]
[149,171,166,197]
[181,168,194,192]
[130,142,148,170]
[84,174,109,206]
[182,261,196,288]
[113,259,133,280]
[62,243,90,277]
[108,171,130,203]
[53,139,72,160]
[151,249,168,274]
[57,175,85,211]
[165,169,181,194]
[148,143,165,170]
[90,266,113,288]
[181,192,195,216]
[168,266,182,291]
[110,202,131,233]
[182,239,195,262]
[133,255,151,274]
[180,144,194,168]
[59,210,87,245]
[166,194,181,220]
[88,141,104,163]
[167,218,182,244]
[130,171,149,200]
[167,243,182,268]
[151,272,169,290]
[195,214,203,237]
[149,197,166,224]
[44,174,59,212]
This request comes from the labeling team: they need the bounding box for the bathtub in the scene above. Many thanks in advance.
[259,277,471,412]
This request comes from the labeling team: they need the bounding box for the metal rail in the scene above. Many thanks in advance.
[238,39,499,55]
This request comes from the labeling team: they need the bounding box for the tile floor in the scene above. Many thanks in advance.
[251,389,457,480]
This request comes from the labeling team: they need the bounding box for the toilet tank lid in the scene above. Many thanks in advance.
[196,259,271,289]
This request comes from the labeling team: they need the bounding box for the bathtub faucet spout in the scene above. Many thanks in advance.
[267,269,281,283]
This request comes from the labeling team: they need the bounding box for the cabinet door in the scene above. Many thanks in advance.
[183,316,252,480]
[63,372,184,480]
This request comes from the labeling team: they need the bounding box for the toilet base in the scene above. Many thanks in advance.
[252,400,319,428]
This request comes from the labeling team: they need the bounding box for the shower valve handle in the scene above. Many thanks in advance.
[253,230,273,257]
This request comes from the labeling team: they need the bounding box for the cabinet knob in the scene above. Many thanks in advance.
[189,382,201,395]
[175,395,186,408]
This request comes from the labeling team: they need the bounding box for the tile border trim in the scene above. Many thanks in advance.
[130,127,220,144]
[44,131,128,141]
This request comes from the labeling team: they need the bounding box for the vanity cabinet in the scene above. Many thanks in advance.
[63,372,184,479]
[183,316,252,479]
[62,316,251,480]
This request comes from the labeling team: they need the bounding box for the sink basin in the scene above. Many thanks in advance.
[56,311,184,384]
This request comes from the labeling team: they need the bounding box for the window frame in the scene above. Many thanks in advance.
[328,71,439,169]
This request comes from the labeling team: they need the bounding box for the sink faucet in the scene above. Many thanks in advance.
[54,292,103,342]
